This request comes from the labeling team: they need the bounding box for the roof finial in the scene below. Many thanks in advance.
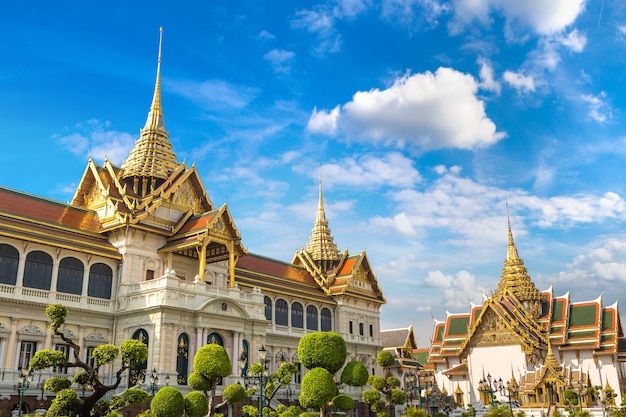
[144,26,165,130]
[505,195,520,262]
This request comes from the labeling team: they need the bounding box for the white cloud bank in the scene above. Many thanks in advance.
[451,0,585,35]
[54,119,135,165]
[307,68,505,150]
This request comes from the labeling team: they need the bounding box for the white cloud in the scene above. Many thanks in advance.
[503,70,536,92]
[424,270,480,308]
[307,106,340,135]
[553,238,626,286]
[263,49,296,74]
[320,152,422,189]
[292,8,335,36]
[54,119,135,165]
[291,0,370,55]
[370,212,417,236]
[308,68,505,150]
[381,0,452,29]
[451,0,585,35]
[257,30,276,40]
[167,79,258,111]
[557,29,586,52]
[580,92,612,123]
[477,59,501,94]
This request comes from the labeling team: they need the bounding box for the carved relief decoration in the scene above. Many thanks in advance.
[471,309,520,347]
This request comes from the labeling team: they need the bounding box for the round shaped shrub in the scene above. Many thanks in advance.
[223,382,247,403]
[188,371,212,391]
[332,394,355,411]
[298,332,347,374]
[340,360,369,386]
[376,350,395,368]
[299,367,338,409]
[151,386,184,417]
[184,391,208,417]
[194,344,232,378]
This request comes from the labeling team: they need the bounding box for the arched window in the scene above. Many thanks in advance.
[275,299,288,326]
[57,257,84,295]
[264,296,272,321]
[23,250,53,290]
[88,263,113,299]
[0,244,19,285]
[291,302,303,328]
[129,329,149,387]
[321,307,332,331]
[306,305,318,330]
[176,333,189,385]
[207,332,224,346]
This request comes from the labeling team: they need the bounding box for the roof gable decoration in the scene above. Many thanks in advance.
[331,251,386,302]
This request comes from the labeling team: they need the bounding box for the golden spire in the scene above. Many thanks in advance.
[496,202,542,316]
[305,175,339,270]
[121,26,179,186]
[544,340,561,372]
[145,26,165,130]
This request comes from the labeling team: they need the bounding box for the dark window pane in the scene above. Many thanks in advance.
[88,263,112,299]
[306,305,318,331]
[0,244,19,285]
[23,251,53,290]
[275,299,288,326]
[291,302,303,328]
[57,257,84,295]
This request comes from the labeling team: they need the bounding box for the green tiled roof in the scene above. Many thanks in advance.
[448,316,469,335]
[570,304,597,327]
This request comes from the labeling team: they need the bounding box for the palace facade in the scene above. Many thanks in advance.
[0,34,385,416]
[422,222,626,415]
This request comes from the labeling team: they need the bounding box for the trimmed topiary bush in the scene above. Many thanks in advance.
[332,394,355,411]
[341,360,369,386]
[298,332,347,374]
[184,391,209,417]
[299,367,338,409]
[151,386,184,417]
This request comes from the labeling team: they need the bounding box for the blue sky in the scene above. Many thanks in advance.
[1,1,626,345]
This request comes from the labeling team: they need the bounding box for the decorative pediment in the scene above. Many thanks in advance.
[85,331,108,343]
[18,324,44,336]
[469,308,520,347]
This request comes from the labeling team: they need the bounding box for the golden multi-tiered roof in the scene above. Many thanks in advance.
[495,217,542,317]
[305,179,340,271]
[121,27,179,188]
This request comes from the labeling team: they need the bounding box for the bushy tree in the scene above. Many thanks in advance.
[483,405,513,417]
[297,331,368,417]
[402,406,429,417]
[362,350,405,417]
[29,304,149,417]
[189,343,247,417]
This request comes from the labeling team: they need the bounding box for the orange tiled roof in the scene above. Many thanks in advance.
[0,186,120,259]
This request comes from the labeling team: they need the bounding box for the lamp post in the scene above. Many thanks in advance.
[504,380,519,409]
[17,368,33,417]
[149,368,159,396]
[404,371,418,407]
[478,374,499,406]
[243,345,271,417]
[36,379,47,408]
[421,373,433,416]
